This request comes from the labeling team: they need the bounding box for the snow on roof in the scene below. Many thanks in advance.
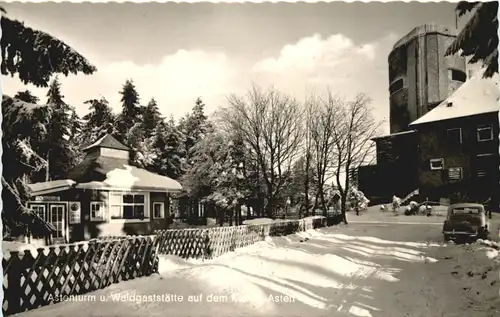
[74,162,183,192]
[28,179,76,196]
[371,130,416,141]
[83,134,131,152]
[31,156,182,194]
[410,71,499,126]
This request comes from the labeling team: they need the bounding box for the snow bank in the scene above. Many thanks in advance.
[157,255,196,274]
[444,243,500,311]
[3,241,41,255]
[242,218,275,225]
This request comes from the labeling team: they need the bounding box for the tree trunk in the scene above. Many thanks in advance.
[237,205,242,225]
[228,209,233,226]
[340,195,348,224]
[319,186,328,217]
[304,157,310,219]
[312,191,321,216]
[266,199,274,218]
[218,207,224,227]
[45,151,50,182]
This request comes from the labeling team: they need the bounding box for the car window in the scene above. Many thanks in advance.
[452,207,481,215]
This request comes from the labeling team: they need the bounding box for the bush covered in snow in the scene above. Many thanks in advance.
[392,195,401,213]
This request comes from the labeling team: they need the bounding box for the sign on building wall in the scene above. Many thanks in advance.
[68,202,81,224]
[448,167,463,181]
[34,196,60,201]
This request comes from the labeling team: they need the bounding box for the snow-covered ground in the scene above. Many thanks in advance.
[3,241,44,254]
[11,223,500,317]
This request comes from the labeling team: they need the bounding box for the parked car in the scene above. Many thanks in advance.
[442,203,489,241]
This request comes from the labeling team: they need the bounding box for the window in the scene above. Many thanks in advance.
[153,202,165,219]
[109,192,149,221]
[452,207,481,215]
[30,205,46,221]
[477,153,495,178]
[446,128,462,145]
[448,167,463,181]
[430,158,444,171]
[477,125,493,142]
[389,78,404,95]
[90,202,105,221]
[449,69,466,82]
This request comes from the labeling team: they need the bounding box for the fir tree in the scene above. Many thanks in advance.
[117,79,141,141]
[178,97,212,166]
[446,1,498,77]
[81,97,117,146]
[152,116,184,179]
[1,7,96,239]
[128,122,155,169]
[14,90,39,103]
[142,98,162,138]
[1,8,96,87]
[42,77,76,180]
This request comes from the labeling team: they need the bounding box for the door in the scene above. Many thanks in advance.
[49,204,66,242]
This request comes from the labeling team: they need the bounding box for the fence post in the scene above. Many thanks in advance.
[6,252,22,314]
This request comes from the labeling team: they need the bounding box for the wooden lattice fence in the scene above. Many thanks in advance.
[154,216,327,259]
[3,216,327,316]
[3,236,157,316]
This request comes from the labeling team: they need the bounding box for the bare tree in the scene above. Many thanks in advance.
[301,96,316,217]
[308,92,342,216]
[331,93,381,224]
[218,85,304,218]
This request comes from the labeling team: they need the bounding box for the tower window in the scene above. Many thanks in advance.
[449,69,466,82]
[389,78,404,95]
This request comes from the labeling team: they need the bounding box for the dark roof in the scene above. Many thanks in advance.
[83,134,131,152]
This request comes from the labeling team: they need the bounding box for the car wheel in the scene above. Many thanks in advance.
[478,228,489,240]
[444,234,451,241]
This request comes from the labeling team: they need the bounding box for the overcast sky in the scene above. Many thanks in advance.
[1,2,464,133]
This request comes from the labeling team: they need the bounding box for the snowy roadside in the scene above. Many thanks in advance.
[435,240,500,316]
[14,224,499,317]
[14,226,443,317]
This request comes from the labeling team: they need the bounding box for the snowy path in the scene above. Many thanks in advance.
[13,222,499,317]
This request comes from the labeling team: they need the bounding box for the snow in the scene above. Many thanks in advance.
[410,71,499,126]
[2,241,41,254]
[75,164,183,192]
[15,226,444,317]
[242,218,275,225]
[27,179,76,195]
[105,165,140,188]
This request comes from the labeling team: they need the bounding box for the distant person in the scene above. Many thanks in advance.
[485,197,493,219]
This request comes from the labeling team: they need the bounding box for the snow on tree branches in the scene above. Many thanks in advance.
[1,13,97,87]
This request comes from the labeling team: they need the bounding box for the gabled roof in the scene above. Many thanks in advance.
[83,134,131,152]
[410,71,499,126]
